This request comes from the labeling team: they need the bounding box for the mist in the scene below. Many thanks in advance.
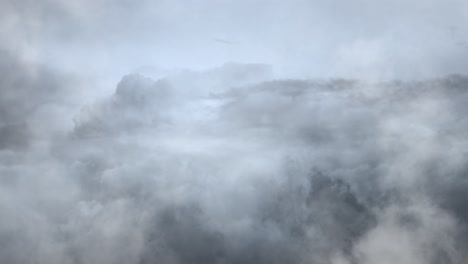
[1,1,468,264]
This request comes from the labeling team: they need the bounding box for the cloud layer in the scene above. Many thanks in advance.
[2,50,468,263]
[2,1,468,263]
[2,0,468,79]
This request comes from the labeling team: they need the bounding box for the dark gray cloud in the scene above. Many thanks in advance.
[2,1,468,264]
[0,49,75,150]
[2,67,465,263]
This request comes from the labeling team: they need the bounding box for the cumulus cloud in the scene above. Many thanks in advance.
[2,1,468,264]
[2,59,468,263]
[0,49,77,149]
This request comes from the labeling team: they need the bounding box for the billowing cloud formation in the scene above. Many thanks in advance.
[2,1,468,264]
[2,49,468,263]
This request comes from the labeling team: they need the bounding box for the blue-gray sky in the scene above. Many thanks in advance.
[2,0,468,82]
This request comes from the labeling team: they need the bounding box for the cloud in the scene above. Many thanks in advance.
[2,61,468,263]
[0,49,77,150]
[2,0,468,79]
[1,1,468,263]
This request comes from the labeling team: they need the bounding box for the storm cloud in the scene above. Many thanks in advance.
[1,1,468,264]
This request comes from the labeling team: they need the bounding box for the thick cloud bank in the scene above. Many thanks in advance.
[1,50,468,264]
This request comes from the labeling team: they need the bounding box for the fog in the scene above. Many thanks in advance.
[1,1,468,264]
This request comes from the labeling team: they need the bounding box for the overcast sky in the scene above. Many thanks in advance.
[2,1,468,264]
[2,0,468,82]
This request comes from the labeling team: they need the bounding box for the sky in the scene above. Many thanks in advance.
[2,0,468,81]
[1,1,468,264]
